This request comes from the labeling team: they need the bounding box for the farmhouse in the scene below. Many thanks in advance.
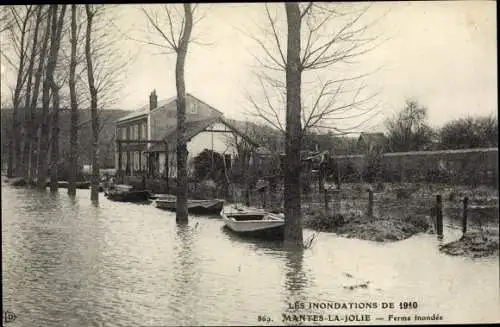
[115,91,258,178]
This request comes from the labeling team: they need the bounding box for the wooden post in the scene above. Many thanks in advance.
[262,190,267,208]
[331,189,341,213]
[126,150,131,177]
[139,150,142,174]
[117,140,123,183]
[436,194,443,238]
[368,188,374,219]
[462,196,468,235]
[323,187,329,212]
[164,142,169,194]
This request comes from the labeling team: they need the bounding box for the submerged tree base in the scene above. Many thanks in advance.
[440,231,499,258]
[303,211,431,243]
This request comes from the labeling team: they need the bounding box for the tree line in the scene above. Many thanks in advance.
[385,99,497,153]
[1,5,128,199]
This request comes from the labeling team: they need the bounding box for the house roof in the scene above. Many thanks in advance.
[145,116,259,153]
[116,93,224,124]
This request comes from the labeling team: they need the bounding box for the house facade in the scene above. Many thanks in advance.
[115,91,258,178]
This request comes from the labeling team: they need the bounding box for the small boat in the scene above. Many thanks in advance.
[221,206,285,239]
[154,195,224,214]
[45,181,91,189]
[7,177,27,186]
[105,184,151,203]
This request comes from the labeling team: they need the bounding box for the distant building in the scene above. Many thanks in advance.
[357,132,388,153]
[115,91,258,178]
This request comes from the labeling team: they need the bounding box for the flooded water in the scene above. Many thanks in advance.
[2,185,499,326]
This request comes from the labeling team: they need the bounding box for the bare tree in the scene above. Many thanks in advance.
[284,3,303,246]
[2,6,35,177]
[19,6,43,179]
[244,3,384,245]
[36,5,66,189]
[49,68,66,192]
[247,3,382,136]
[385,99,434,152]
[84,4,100,201]
[141,4,202,223]
[67,4,78,196]
[28,7,52,184]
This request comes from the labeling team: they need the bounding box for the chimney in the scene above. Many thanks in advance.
[149,89,157,110]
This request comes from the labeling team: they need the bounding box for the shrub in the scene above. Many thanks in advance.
[304,212,345,231]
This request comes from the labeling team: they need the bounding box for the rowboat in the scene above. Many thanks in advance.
[221,206,285,239]
[45,181,91,189]
[7,177,27,186]
[154,195,224,215]
[105,184,151,203]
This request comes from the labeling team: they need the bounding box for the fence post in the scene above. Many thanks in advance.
[164,142,169,194]
[261,188,267,208]
[323,187,329,212]
[436,194,443,238]
[368,188,374,219]
[462,196,468,235]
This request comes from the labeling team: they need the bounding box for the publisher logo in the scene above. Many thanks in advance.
[3,311,17,324]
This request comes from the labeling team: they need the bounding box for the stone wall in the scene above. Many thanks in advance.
[334,148,498,187]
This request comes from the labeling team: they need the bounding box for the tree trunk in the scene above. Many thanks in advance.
[7,130,14,178]
[85,5,100,201]
[175,4,193,224]
[49,87,60,192]
[37,5,66,189]
[8,8,31,177]
[29,8,51,185]
[68,4,78,196]
[21,6,42,180]
[284,3,303,246]
[37,72,52,188]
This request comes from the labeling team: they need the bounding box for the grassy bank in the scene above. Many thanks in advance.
[303,210,431,242]
[440,231,499,258]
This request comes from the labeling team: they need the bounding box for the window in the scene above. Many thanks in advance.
[224,154,232,170]
[133,152,139,173]
[121,127,127,140]
[189,101,198,114]
[142,122,147,140]
[138,123,142,141]
[141,152,147,170]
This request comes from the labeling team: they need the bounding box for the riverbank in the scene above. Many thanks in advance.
[301,183,498,246]
[303,211,431,242]
[440,231,499,258]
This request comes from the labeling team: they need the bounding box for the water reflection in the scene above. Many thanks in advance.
[2,185,499,326]
[284,248,308,293]
[220,226,285,253]
[168,222,201,326]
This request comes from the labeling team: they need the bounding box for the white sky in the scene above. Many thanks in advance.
[1,2,497,133]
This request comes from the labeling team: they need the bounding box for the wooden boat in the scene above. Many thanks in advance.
[105,184,151,203]
[221,206,285,239]
[7,177,27,186]
[44,181,91,189]
[154,195,224,214]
